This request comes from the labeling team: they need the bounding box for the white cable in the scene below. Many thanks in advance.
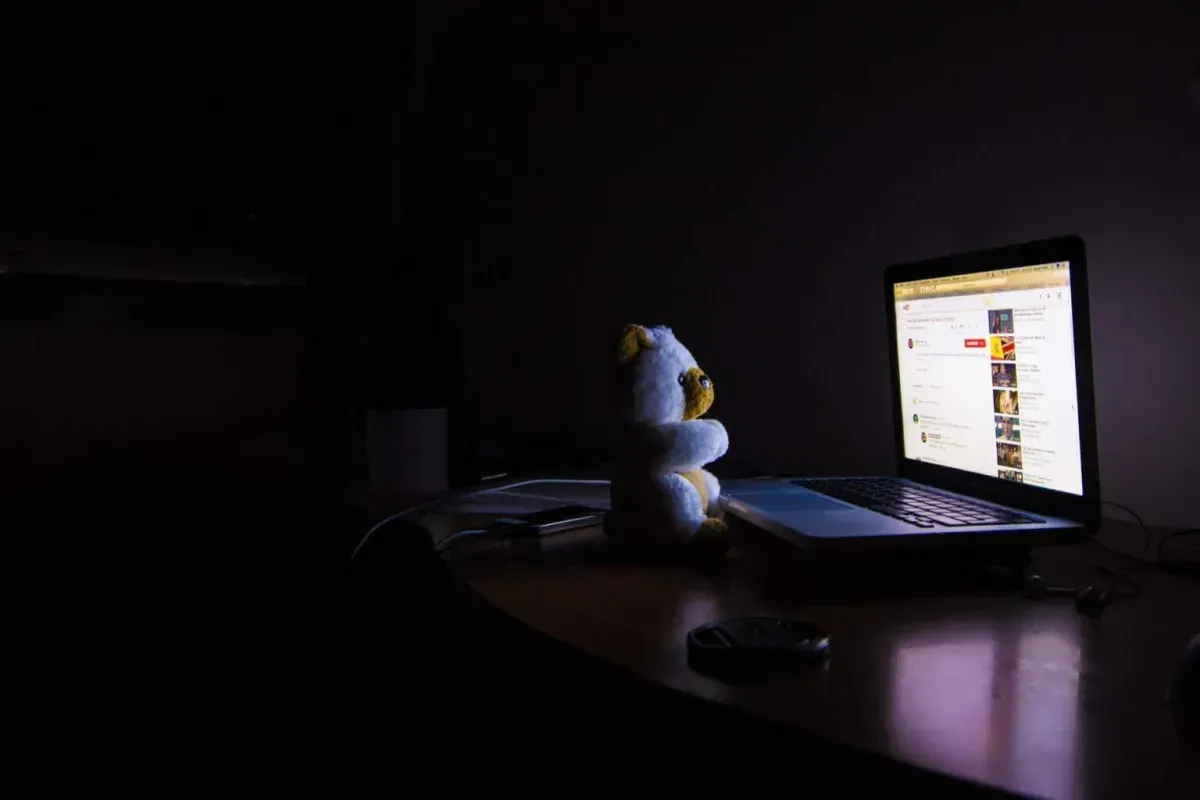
[349,478,610,562]
[432,529,490,553]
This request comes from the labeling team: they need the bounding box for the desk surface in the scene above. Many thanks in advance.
[433,489,1198,800]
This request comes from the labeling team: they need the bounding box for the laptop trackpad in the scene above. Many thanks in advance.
[727,488,853,513]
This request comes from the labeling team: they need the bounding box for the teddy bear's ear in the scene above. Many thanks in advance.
[617,324,654,364]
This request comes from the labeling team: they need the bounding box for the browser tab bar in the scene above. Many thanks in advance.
[894,262,1069,301]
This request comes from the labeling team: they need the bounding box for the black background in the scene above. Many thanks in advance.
[2,1,1198,527]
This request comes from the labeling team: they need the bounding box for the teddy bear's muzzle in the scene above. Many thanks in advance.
[682,366,714,420]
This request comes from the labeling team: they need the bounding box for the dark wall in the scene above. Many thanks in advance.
[450,1,1198,525]
[2,3,1195,526]
[0,6,458,459]
[2,8,387,270]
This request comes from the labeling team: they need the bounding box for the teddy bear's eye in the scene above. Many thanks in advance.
[678,373,686,385]
[699,376,711,389]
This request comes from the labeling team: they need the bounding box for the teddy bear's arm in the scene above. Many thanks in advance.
[644,419,728,473]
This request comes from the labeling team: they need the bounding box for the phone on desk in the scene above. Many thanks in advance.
[493,505,605,538]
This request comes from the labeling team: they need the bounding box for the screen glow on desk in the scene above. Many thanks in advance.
[886,615,1081,799]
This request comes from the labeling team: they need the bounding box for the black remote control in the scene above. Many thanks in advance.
[687,617,830,676]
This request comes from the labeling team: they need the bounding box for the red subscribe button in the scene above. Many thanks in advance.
[964,338,987,348]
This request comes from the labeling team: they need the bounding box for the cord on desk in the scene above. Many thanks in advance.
[349,477,611,562]
[433,529,491,553]
[1087,538,1153,566]
[1101,500,1151,558]
[1093,563,1144,598]
[1088,500,1199,577]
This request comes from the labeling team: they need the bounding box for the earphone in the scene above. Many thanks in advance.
[1023,573,1115,618]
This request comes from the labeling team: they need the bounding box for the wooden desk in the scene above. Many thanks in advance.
[437,512,1199,799]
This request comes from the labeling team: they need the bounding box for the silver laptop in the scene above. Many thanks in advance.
[721,236,1101,550]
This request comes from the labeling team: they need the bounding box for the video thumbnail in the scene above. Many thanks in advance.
[989,335,1016,361]
[997,442,1023,470]
[998,468,1024,483]
[993,388,1020,416]
[994,415,1021,443]
[988,309,1014,334]
[991,363,1018,388]
[988,335,1017,362]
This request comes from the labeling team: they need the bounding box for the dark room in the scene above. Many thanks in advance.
[2,2,1198,794]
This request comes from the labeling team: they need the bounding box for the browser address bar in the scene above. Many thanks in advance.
[930,276,1007,292]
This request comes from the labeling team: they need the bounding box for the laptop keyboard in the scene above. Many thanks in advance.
[791,478,1043,528]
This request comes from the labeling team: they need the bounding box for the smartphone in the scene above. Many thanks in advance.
[492,505,605,537]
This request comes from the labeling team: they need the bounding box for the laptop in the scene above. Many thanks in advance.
[720,235,1101,550]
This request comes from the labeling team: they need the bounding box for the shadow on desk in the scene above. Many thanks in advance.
[343,572,1020,796]
[349,518,1198,798]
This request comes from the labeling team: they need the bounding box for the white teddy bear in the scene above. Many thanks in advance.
[608,324,731,556]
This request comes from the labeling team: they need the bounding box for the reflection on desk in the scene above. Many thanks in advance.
[888,617,1082,800]
[443,516,1199,800]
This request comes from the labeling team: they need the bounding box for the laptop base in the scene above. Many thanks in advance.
[727,513,1038,600]
[720,477,1089,553]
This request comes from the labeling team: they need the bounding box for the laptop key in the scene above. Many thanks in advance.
[877,509,935,527]
[791,478,1043,525]
[922,513,974,526]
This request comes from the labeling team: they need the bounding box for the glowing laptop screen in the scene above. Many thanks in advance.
[893,262,1083,495]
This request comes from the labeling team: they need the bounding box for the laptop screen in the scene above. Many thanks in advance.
[892,261,1083,495]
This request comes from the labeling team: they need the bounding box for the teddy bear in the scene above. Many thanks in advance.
[607,324,731,557]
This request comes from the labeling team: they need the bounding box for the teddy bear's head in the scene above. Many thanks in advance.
[616,324,714,424]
